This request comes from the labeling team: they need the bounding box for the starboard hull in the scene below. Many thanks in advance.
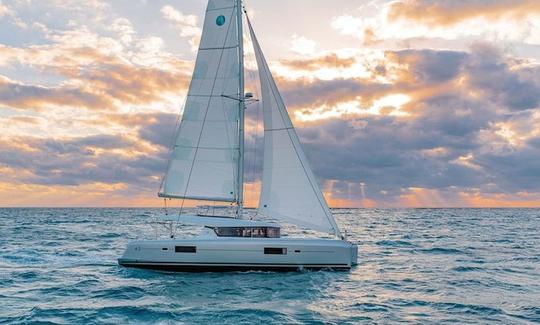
[118,238,358,273]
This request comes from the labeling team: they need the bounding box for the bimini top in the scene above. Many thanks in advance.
[157,215,280,228]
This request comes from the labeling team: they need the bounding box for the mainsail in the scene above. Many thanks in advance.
[246,16,342,237]
[160,0,243,203]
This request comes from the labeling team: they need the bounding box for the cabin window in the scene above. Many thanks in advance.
[213,227,280,238]
[175,246,196,253]
[264,247,287,255]
[267,227,280,238]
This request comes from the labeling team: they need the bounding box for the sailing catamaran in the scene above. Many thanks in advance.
[118,0,358,271]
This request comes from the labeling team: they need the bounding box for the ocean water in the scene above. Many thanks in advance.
[1,208,539,324]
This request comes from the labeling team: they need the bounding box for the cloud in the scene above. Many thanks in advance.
[0,1,27,28]
[161,5,201,50]
[388,0,540,26]
[290,34,316,55]
[332,1,540,46]
[0,46,190,111]
[281,53,356,71]
[0,75,110,110]
[330,15,361,36]
[0,117,171,188]
[464,44,540,111]
[383,49,467,84]
[279,77,385,111]
[110,18,135,45]
[0,1,10,17]
[136,112,179,148]
[274,45,540,120]
[1,1,540,207]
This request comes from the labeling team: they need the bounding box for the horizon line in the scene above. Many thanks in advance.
[1,206,539,209]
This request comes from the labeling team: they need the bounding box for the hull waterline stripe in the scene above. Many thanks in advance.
[118,260,349,267]
[119,264,350,272]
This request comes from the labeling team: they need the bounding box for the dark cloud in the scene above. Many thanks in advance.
[136,112,179,148]
[0,120,170,187]
[299,116,483,193]
[415,95,496,139]
[278,77,390,109]
[465,45,540,110]
[284,46,540,203]
[528,137,540,149]
[385,49,467,84]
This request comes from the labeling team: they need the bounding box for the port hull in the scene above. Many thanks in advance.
[118,238,358,272]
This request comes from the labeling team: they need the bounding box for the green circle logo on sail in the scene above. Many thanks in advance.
[216,15,226,26]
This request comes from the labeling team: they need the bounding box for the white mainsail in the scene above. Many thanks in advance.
[160,0,242,203]
[246,17,342,237]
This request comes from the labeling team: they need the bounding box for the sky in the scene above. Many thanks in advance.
[1,0,540,208]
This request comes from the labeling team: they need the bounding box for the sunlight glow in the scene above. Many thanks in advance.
[294,93,411,122]
[370,94,411,116]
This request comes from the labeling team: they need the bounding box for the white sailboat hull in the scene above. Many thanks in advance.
[118,238,358,272]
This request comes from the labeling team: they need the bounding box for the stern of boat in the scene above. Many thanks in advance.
[117,241,141,266]
[350,242,358,266]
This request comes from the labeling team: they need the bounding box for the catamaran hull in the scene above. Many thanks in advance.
[118,238,358,272]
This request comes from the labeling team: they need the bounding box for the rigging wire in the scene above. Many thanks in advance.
[244,34,262,211]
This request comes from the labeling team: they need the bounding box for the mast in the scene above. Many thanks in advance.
[236,0,245,218]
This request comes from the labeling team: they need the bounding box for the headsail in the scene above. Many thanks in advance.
[160,0,242,203]
[246,16,342,237]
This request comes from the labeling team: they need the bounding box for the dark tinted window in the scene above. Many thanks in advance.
[214,227,280,238]
[175,246,196,253]
[214,227,243,237]
[267,227,280,238]
[264,247,287,255]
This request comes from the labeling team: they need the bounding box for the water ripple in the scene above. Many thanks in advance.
[1,208,539,324]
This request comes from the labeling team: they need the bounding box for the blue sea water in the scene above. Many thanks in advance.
[1,208,539,324]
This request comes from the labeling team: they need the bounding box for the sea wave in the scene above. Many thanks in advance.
[1,208,539,324]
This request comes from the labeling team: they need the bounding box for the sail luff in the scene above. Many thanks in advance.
[246,15,342,238]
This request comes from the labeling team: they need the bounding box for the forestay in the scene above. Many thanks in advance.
[160,0,241,202]
[247,17,342,237]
